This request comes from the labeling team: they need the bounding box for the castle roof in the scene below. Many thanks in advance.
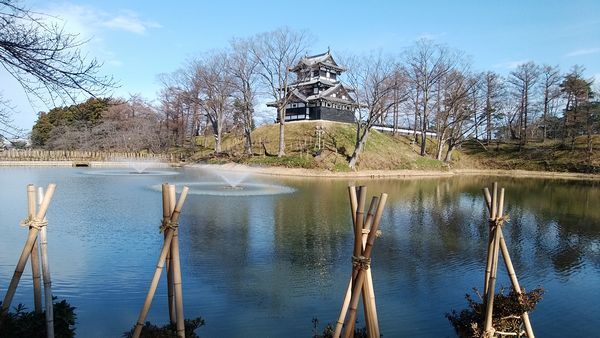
[289,50,345,72]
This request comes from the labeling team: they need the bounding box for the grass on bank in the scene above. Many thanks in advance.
[189,121,448,171]
[459,136,600,174]
[184,121,598,174]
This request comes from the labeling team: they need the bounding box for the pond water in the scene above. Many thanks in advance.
[0,167,598,337]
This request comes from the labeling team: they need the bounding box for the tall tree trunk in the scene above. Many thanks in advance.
[444,142,455,162]
[420,91,428,156]
[436,130,445,161]
[587,106,593,154]
[523,87,529,145]
[543,92,549,142]
[278,108,286,157]
[486,90,491,146]
[393,88,398,136]
[413,90,420,144]
[215,132,221,153]
[244,126,253,155]
[349,128,369,170]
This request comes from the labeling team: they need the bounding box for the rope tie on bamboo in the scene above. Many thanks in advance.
[489,215,510,227]
[352,255,371,270]
[19,216,48,230]
[159,219,179,233]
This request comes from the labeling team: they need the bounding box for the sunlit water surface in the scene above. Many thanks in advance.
[0,167,598,337]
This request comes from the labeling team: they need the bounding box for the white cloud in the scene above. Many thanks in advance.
[493,59,529,70]
[38,4,160,68]
[565,47,600,57]
[102,11,161,35]
[43,4,160,36]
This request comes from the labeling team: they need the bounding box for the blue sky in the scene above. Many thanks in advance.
[2,0,600,131]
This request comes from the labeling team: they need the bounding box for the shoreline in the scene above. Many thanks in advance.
[231,165,600,181]
[0,160,598,181]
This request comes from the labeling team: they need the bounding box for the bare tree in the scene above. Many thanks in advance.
[42,95,165,152]
[229,38,258,155]
[0,1,114,111]
[482,72,505,144]
[250,27,311,157]
[343,52,406,169]
[508,62,540,146]
[432,69,479,161]
[539,65,562,142]
[405,39,456,156]
[0,96,23,140]
[192,52,235,154]
[157,79,187,147]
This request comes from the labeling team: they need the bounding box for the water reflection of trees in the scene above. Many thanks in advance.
[377,177,600,280]
[178,176,598,310]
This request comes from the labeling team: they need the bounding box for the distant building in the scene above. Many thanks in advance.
[269,50,357,123]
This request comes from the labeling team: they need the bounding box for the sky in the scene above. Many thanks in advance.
[2,0,600,132]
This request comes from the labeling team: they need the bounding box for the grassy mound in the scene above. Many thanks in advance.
[186,121,598,174]
[192,121,447,171]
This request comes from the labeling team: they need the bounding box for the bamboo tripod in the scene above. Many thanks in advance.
[334,185,388,338]
[482,183,534,338]
[1,184,56,338]
[132,184,189,338]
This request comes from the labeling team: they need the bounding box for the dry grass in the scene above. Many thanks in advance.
[187,122,599,174]
[459,137,600,174]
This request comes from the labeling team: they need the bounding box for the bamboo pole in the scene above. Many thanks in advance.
[28,185,42,313]
[354,187,366,264]
[349,187,366,334]
[483,186,502,334]
[355,197,380,338]
[343,194,387,338]
[484,190,535,338]
[38,187,54,338]
[162,184,176,325]
[333,186,359,338]
[348,185,358,226]
[362,198,380,338]
[2,184,56,312]
[333,279,352,338]
[482,186,496,297]
[334,191,381,338]
[132,186,189,338]
[169,184,185,338]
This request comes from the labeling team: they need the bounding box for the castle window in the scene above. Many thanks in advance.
[313,87,318,94]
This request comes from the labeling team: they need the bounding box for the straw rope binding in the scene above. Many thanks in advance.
[159,220,179,233]
[352,255,371,271]
[19,216,48,230]
[490,215,510,227]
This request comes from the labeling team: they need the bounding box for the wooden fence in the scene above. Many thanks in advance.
[0,149,175,162]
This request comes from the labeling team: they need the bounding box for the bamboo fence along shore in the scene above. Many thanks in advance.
[0,149,174,162]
